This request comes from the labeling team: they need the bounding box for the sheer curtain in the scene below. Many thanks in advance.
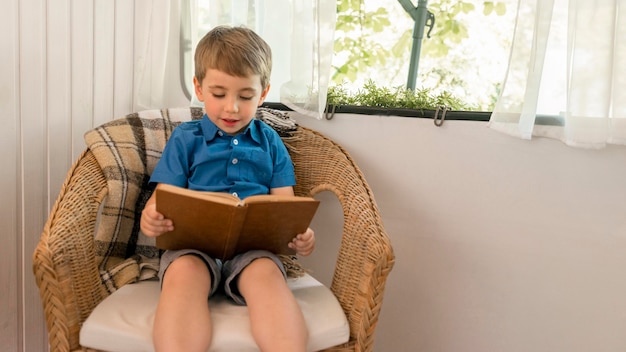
[489,0,626,149]
[189,0,336,119]
[134,0,190,111]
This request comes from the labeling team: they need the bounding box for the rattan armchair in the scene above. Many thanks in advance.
[33,108,394,352]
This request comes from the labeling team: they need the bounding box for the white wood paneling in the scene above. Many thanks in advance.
[4,1,187,351]
[47,0,73,204]
[19,0,49,350]
[71,0,95,160]
[113,0,134,118]
[93,0,115,126]
[0,0,20,349]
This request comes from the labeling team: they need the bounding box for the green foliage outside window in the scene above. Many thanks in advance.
[332,0,511,111]
[327,80,467,110]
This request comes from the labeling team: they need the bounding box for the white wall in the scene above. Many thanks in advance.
[295,113,626,352]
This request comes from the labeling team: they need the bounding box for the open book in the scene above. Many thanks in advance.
[154,183,320,260]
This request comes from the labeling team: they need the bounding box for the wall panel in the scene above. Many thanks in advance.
[71,0,95,160]
[3,0,188,350]
[19,0,49,350]
[296,113,626,352]
[113,0,135,118]
[93,0,115,127]
[0,0,20,349]
[47,0,72,204]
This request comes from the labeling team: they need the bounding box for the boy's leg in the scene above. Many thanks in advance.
[237,257,308,352]
[154,252,218,352]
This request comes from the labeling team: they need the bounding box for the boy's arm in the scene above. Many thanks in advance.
[270,186,295,196]
[140,190,174,237]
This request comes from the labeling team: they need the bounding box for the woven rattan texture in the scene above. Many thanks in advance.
[33,119,394,352]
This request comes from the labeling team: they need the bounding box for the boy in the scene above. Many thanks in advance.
[140,25,315,352]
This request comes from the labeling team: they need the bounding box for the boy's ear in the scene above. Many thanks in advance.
[257,84,271,106]
[193,76,204,101]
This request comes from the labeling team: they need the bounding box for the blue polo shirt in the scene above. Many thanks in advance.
[150,114,296,199]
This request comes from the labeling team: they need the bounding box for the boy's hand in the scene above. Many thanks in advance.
[140,194,174,237]
[288,227,315,256]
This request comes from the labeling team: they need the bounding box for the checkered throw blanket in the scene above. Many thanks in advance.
[84,107,302,293]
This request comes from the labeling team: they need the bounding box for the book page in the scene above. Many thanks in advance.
[156,183,242,206]
[243,194,317,204]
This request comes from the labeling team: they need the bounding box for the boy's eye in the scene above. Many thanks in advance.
[210,93,253,101]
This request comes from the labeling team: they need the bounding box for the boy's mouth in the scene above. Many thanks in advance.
[221,118,239,127]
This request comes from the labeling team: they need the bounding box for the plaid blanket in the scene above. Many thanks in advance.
[84,107,302,293]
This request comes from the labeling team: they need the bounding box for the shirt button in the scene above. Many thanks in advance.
[232,192,238,198]
[233,139,239,145]
[218,131,224,136]
[232,158,238,164]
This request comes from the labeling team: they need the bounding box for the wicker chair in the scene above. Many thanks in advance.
[33,108,395,352]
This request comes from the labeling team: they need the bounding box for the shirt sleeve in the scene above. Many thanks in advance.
[149,126,192,188]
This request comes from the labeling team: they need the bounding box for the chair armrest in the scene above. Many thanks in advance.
[33,149,110,352]
[288,127,395,352]
[331,191,394,352]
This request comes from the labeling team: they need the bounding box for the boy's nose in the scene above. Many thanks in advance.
[224,98,239,113]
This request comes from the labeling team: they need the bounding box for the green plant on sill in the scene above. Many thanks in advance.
[327,80,468,111]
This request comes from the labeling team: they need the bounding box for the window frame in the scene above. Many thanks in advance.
[179,2,564,126]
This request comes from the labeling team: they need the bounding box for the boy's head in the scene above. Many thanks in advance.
[194,25,272,89]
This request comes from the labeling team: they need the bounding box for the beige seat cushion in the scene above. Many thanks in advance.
[79,273,349,352]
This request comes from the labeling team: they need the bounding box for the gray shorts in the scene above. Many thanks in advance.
[158,249,286,305]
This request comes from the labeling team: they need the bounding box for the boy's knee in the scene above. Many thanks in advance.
[164,255,212,283]
[240,257,284,283]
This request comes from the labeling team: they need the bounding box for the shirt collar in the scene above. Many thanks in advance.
[201,114,262,143]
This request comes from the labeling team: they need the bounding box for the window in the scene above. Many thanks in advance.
[182,0,517,113]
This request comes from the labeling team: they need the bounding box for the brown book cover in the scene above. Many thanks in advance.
[154,183,320,260]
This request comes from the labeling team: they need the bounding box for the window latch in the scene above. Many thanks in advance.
[433,105,448,126]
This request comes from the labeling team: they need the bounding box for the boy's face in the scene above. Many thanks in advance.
[194,69,270,136]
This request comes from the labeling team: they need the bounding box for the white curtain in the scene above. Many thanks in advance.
[189,0,336,120]
[134,0,189,111]
[489,0,626,149]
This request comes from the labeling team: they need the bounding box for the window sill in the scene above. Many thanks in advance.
[262,102,491,122]
[262,103,565,126]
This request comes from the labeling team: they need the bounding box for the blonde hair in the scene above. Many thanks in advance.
[194,25,272,88]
